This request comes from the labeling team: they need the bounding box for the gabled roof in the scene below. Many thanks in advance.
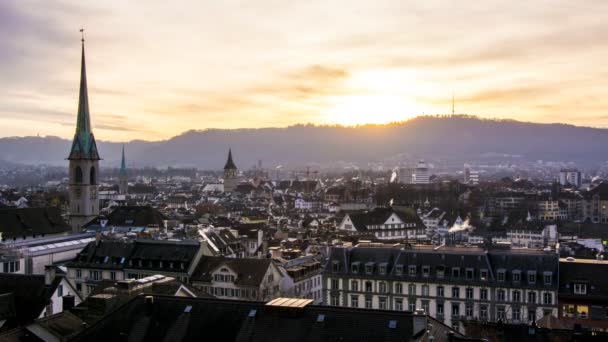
[85,206,167,228]
[224,149,237,170]
[119,145,127,177]
[0,207,71,239]
[68,40,100,161]
[346,207,424,232]
[191,256,272,287]
[0,274,61,329]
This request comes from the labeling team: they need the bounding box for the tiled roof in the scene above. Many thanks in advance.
[0,207,71,239]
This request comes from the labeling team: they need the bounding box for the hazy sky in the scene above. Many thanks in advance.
[1,0,608,141]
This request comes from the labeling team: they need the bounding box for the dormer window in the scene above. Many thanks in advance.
[437,265,445,279]
[408,265,416,277]
[351,262,360,274]
[332,261,340,272]
[452,267,460,279]
[480,269,488,281]
[395,264,403,276]
[379,263,387,275]
[512,270,521,283]
[497,269,506,282]
[574,283,587,295]
[543,272,552,285]
[365,262,374,274]
[465,268,474,280]
[528,271,537,284]
[422,266,430,277]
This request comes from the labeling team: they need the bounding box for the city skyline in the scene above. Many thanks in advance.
[2,1,608,141]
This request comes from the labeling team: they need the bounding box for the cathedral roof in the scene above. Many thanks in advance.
[224,148,237,170]
[120,145,127,176]
[68,39,100,160]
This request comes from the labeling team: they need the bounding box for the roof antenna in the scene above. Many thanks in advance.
[80,28,85,43]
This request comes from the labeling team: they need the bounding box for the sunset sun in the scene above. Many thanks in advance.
[323,69,422,126]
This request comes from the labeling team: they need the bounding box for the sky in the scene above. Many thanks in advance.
[1,0,608,142]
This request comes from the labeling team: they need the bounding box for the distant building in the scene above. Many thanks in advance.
[399,166,414,184]
[118,145,128,195]
[412,160,430,184]
[559,169,581,188]
[223,148,238,192]
[68,37,101,233]
[337,207,426,240]
[463,165,479,185]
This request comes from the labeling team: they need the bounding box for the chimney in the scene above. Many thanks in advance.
[412,308,427,336]
[44,265,56,286]
[63,294,75,311]
[144,295,154,315]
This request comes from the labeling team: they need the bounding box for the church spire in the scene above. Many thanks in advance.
[224,148,237,170]
[68,29,100,160]
[120,144,127,176]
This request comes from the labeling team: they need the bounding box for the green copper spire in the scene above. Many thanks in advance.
[120,144,127,176]
[68,32,100,160]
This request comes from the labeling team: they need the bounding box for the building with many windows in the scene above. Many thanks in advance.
[337,207,426,240]
[323,245,559,331]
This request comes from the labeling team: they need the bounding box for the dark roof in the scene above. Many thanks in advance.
[191,256,272,287]
[347,207,424,232]
[326,246,559,288]
[67,239,200,271]
[85,206,167,228]
[584,182,608,199]
[70,295,415,342]
[559,259,608,302]
[0,207,71,239]
[224,149,237,170]
[0,274,61,329]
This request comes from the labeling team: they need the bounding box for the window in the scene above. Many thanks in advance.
[331,295,339,306]
[452,286,460,299]
[574,283,587,295]
[379,297,387,309]
[528,309,536,322]
[422,285,429,296]
[437,302,444,315]
[543,292,553,305]
[497,306,506,320]
[89,270,100,281]
[365,281,373,292]
[513,307,521,321]
[351,280,359,291]
[76,269,82,279]
[422,266,430,277]
[408,265,416,277]
[395,265,403,276]
[395,283,403,294]
[437,286,444,297]
[466,268,474,280]
[513,290,521,302]
[75,166,83,184]
[351,263,359,273]
[379,264,387,275]
[379,282,387,293]
[90,166,96,185]
[466,288,474,299]
[512,270,521,282]
[451,303,460,316]
[57,285,63,297]
[543,272,552,285]
[365,263,374,274]
[365,297,372,309]
[480,269,488,281]
[528,271,537,284]
[465,303,473,317]
[528,291,537,304]
[110,272,116,281]
[350,295,359,308]
[436,266,445,279]
[497,269,506,282]
[577,305,589,319]
[422,300,429,314]
[332,261,340,272]
[497,289,506,301]
[331,279,339,290]
[76,283,82,292]
[452,268,460,278]
[395,298,403,311]
[408,284,416,295]
[480,305,488,320]
[409,302,416,311]
[480,288,488,301]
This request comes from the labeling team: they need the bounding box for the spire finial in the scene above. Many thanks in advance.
[80,28,84,43]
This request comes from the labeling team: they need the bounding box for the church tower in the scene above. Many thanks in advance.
[118,145,128,195]
[223,148,238,192]
[68,32,100,233]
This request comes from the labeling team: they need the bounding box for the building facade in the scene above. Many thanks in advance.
[323,245,559,331]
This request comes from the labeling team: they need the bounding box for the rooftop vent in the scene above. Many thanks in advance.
[184,305,192,313]
[388,320,397,329]
[248,309,257,318]
[316,314,325,322]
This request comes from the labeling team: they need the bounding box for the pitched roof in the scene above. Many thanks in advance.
[85,206,167,228]
[191,256,272,287]
[69,295,415,342]
[0,207,71,239]
[119,145,127,177]
[224,149,237,170]
[0,274,61,329]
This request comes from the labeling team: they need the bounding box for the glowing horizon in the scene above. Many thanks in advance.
[2,1,608,142]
